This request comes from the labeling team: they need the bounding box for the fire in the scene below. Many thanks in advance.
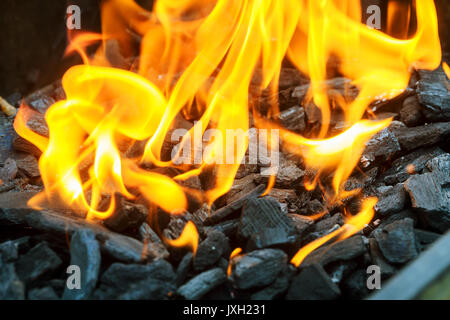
[14,0,441,264]
[164,221,199,254]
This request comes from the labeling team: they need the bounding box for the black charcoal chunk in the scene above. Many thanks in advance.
[28,287,59,300]
[247,228,298,250]
[202,219,240,238]
[361,127,401,167]
[303,213,345,243]
[0,240,19,262]
[104,194,148,233]
[392,122,450,152]
[176,252,193,286]
[341,269,371,299]
[368,238,396,278]
[238,197,296,241]
[303,235,366,267]
[62,229,101,300]
[278,106,306,133]
[251,265,296,300]
[94,260,175,299]
[230,249,287,290]
[286,263,341,300]
[415,229,441,248]
[373,218,419,264]
[177,268,226,300]
[194,230,230,271]
[0,263,25,300]
[15,242,62,285]
[400,95,423,127]
[288,214,314,238]
[404,168,450,233]
[417,69,450,122]
[374,183,406,215]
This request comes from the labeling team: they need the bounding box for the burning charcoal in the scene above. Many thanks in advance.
[382,147,444,185]
[286,263,341,300]
[62,229,101,300]
[193,230,230,271]
[102,233,148,263]
[235,158,258,180]
[25,111,49,137]
[414,229,441,249]
[95,260,176,299]
[176,252,193,286]
[238,197,296,243]
[0,240,19,262]
[374,183,406,216]
[26,94,55,114]
[103,194,148,233]
[251,265,296,300]
[268,189,301,213]
[417,69,450,122]
[278,68,307,89]
[361,127,401,167]
[0,263,25,300]
[341,269,371,299]
[392,122,450,152]
[204,184,265,225]
[202,219,240,238]
[229,249,287,290]
[12,135,42,158]
[303,213,345,243]
[15,242,62,285]
[0,158,17,182]
[288,214,314,238]
[28,287,59,300]
[298,198,327,216]
[177,268,227,300]
[191,204,210,226]
[373,218,419,264]
[224,174,257,205]
[247,228,298,250]
[257,156,304,188]
[15,154,40,178]
[138,223,162,243]
[400,96,424,127]
[368,238,396,278]
[277,106,306,133]
[404,167,450,233]
[303,235,366,267]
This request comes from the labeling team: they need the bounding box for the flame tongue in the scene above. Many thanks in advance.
[14,0,442,262]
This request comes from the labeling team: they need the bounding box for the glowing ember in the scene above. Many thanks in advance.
[14,0,441,264]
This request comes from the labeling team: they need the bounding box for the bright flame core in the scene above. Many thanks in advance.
[14,0,441,263]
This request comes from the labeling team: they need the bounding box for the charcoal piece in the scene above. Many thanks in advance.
[95,260,176,299]
[12,136,42,158]
[191,204,210,226]
[0,158,17,182]
[368,238,396,278]
[28,287,59,300]
[238,197,296,241]
[288,214,314,238]
[14,154,40,178]
[27,95,55,114]
[426,153,450,180]
[235,158,259,180]
[224,174,257,205]
[25,110,49,137]
[118,278,174,300]
[361,127,401,167]
[374,183,406,216]
[176,252,193,286]
[202,219,240,238]
[247,228,298,250]
[194,230,230,271]
[62,229,101,300]
[341,269,371,299]
[15,242,62,285]
[400,95,424,127]
[278,106,306,133]
[0,195,149,263]
[256,157,304,188]
[250,265,296,300]
[0,240,19,262]
[303,213,345,243]
[0,263,25,300]
[286,263,341,300]
[302,235,366,267]
[373,210,417,233]
[268,189,301,213]
[327,260,359,284]
[138,223,170,260]
[382,147,444,185]
[230,249,287,290]
[177,268,226,300]
[417,69,450,122]
[404,170,450,233]
[104,194,148,233]
[414,229,441,248]
[298,199,326,216]
[204,184,265,225]
[392,122,450,152]
[138,223,163,243]
[373,218,419,264]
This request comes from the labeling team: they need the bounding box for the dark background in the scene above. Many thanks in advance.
[0,0,448,100]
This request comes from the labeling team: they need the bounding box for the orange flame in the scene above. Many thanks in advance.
[164,221,199,254]
[14,0,441,257]
[227,247,243,276]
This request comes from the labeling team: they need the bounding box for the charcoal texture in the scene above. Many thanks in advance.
[417,69,450,122]
[177,268,227,300]
[194,230,230,271]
